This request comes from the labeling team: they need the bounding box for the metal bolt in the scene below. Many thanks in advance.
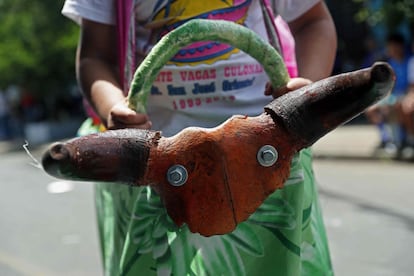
[257,145,278,167]
[167,165,188,186]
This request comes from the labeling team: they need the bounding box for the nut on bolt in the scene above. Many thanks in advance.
[167,165,188,186]
[257,145,278,167]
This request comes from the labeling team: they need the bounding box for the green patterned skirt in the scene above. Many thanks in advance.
[80,119,334,276]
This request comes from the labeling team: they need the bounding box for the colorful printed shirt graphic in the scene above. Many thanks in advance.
[63,0,334,275]
[131,0,272,136]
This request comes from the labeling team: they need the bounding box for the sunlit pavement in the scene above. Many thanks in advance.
[311,125,413,276]
[315,159,414,276]
[0,149,102,276]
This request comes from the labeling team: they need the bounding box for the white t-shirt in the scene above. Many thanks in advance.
[62,0,319,25]
[62,0,319,136]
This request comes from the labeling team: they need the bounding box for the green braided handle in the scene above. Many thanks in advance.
[127,19,289,113]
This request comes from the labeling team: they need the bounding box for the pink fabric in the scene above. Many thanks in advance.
[274,16,298,78]
[116,0,134,92]
[261,0,298,78]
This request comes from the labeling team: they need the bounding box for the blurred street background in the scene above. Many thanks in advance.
[1,0,414,275]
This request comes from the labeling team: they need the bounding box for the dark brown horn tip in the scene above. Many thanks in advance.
[42,143,70,177]
[371,62,395,84]
[49,143,69,161]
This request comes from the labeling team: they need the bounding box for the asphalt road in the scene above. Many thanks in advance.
[0,146,413,275]
[314,158,414,276]
[0,148,102,276]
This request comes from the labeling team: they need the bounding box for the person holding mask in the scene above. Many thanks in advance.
[63,0,337,275]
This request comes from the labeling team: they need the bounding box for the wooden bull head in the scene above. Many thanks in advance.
[42,62,394,236]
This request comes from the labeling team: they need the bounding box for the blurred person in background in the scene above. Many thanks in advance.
[396,91,414,160]
[361,36,386,69]
[395,41,414,160]
[0,91,11,140]
[365,33,410,158]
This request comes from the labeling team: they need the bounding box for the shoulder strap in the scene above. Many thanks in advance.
[260,0,283,57]
[260,0,298,78]
[116,0,135,93]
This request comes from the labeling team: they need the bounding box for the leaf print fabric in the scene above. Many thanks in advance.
[93,146,334,276]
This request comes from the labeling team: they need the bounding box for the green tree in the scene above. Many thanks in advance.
[0,0,78,99]
[353,0,414,31]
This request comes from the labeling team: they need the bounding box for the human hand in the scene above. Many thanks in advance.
[107,100,152,130]
[264,77,312,98]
